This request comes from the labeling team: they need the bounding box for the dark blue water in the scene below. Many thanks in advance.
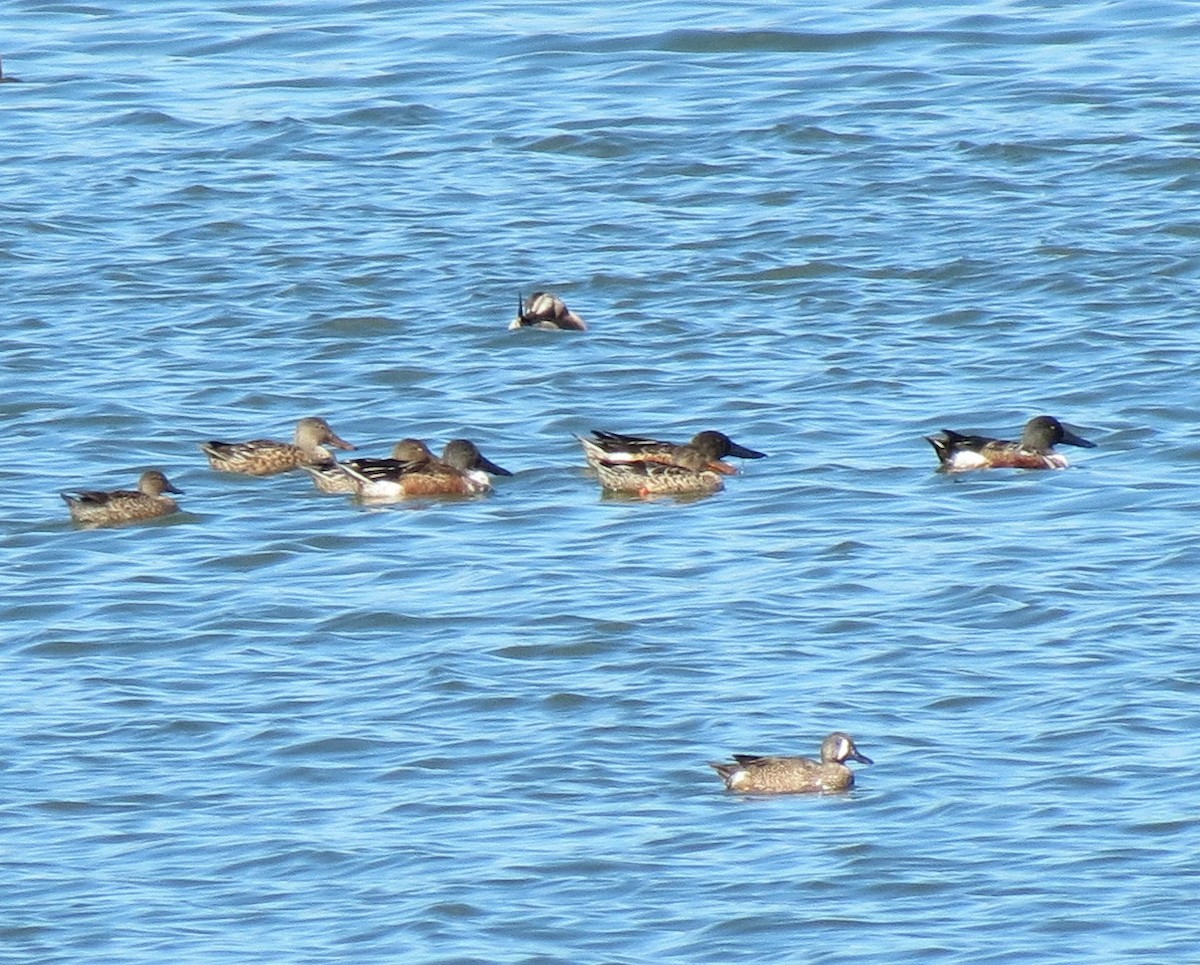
[4,2,1200,962]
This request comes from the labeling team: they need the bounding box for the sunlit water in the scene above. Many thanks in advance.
[3,2,1200,961]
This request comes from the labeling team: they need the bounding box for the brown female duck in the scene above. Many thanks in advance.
[200,416,354,475]
[61,470,183,526]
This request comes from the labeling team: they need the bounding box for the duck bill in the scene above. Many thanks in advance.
[330,434,356,452]
[479,455,513,477]
[850,751,873,765]
[1061,428,1096,449]
[727,440,767,459]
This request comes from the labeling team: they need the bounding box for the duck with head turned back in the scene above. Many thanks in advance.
[510,291,587,331]
[709,732,873,794]
[61,470,183,526]
[200,416,355,475]
[925,414,1096,472]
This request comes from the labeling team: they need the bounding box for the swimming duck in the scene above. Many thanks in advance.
[301,439,426,494]
[509,291,587,331]
[200,417,355,475]
[61,470,183,526]
[338,438,511,501]
[580,428,766,474]
[593,444,725,497]
[925,415,1096,472]
[709,732,873,794]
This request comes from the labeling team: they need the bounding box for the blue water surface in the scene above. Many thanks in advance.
[3,1,1200,962]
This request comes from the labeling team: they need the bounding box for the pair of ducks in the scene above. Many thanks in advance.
[579,414,1096,494]
[580,428,767,496]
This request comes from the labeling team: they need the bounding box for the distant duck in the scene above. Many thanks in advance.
[337,438,511,501]
[925,415,1096,472]
[509,291,587,331]
[61,470,183,526]
[709,732,873,795]
[0,57,20,83]
[200,417,355,475]
[593,444,725,497]
[579,428,767,474]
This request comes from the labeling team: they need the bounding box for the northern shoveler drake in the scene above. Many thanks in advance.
[709,732,873,795]
[593,444,725,497]
[337,438,512,501]
[925,415,1096,472]
[579,428,767,475]
[200,417,355,475]
[509,291,587,331]
[301,439,425,495]
[61,470,183,526]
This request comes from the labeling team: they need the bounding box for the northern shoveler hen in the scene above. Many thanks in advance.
[200,417,355,475]
[925,415,1096,472]
[338,438,512,501]
[593,444,725,497]
[709,732,873,795]
[509,291,587,331]
[579,429,767,474]
[61,470,183,526]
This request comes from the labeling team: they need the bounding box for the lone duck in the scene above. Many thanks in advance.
[593,444,725,497]
[509,291,587,331]
[579,429,766,474]
[925,415,1096,472]
[61,470,183,526]
[337,438,511,501]
[709,732,873,794]
[200,417,354,475]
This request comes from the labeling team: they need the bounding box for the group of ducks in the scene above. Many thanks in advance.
[57,292,1100,793]
[57,416,771,525]
[58,407,1097,533]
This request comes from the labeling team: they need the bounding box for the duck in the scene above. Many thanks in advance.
[579,428,767,474]
[301,439,428,494]
[337,438,511,501]
[509,291,587,331]
[593,444,725,497]
[200,417,355,475]
[925,415,1096,472]
[709,732,873,794]
[61,470,183,526]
